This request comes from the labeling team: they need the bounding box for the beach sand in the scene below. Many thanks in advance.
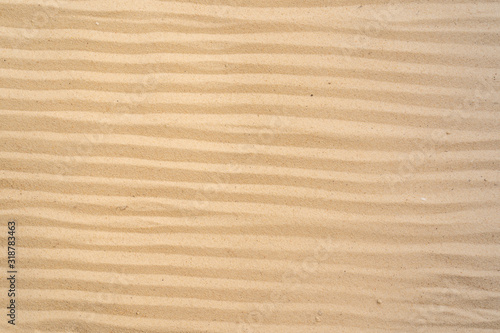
[0,1,499,332]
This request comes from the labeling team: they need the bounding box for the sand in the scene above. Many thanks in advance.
[0,1,499,332]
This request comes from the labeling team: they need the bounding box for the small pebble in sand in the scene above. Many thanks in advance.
[96,22,99,25]
[377,299,382,304]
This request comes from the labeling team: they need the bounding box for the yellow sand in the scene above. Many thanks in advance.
[0,1,499,332]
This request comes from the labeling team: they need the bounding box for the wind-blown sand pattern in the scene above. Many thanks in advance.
[0,0,499,332]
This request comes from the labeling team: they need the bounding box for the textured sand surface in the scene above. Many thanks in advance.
[0,1,499,332]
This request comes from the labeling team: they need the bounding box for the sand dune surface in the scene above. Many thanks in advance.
[0,1,499,332]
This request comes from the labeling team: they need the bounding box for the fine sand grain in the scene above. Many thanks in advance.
[0,1,499,332]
